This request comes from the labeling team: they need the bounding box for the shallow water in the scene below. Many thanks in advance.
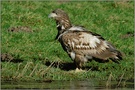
[1,80,134,90]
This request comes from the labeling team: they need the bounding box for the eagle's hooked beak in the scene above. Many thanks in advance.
[48,13,57,18]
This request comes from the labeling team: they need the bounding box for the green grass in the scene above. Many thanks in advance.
[1,1,134,82]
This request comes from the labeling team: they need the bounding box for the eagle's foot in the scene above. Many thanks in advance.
[75,68,85,73]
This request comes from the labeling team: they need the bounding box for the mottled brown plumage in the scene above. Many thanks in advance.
[49,9,122,71]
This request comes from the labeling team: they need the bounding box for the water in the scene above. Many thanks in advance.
[1,80,134,90]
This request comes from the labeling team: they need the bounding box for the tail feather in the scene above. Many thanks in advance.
[106,41,123,63]
[116,50,123,60]
[110,50,123,63]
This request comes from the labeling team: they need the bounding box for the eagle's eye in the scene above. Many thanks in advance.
[52,11,57,15]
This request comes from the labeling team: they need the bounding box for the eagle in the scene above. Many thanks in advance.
[48,9,122,71]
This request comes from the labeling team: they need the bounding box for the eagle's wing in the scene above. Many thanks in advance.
[62,31,120,60]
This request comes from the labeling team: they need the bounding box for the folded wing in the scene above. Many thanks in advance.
[62,31,122,61]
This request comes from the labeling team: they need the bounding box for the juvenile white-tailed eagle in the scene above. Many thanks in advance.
[49,9,122,71]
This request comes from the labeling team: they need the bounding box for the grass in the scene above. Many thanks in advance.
[1,1,134,83]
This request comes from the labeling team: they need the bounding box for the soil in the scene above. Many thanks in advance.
[1,53,14,62]
[8,26,33,32]
[120,32,134,39]
[1,53,23,63]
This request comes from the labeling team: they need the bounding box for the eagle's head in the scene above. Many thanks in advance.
[49,9,68,20]
[49,9,72,30]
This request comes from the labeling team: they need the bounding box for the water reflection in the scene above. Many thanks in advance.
[1,80,134,89]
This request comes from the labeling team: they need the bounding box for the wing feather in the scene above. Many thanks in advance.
[60,30,119,60]
[64,31,109,54]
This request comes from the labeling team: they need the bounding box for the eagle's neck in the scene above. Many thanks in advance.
[56,18,72,30]
[55,18,72,40]
[55,27,68,40]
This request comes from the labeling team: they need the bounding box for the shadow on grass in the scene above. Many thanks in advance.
[1,58,23,63]
[44,58,110,71]
[44,61,76,71]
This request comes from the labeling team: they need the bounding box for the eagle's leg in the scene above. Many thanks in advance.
[74,54,87,72]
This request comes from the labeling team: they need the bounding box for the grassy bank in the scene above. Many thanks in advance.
[1,1,134,82]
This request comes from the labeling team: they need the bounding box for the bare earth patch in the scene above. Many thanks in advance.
[120,32,134,39]
[1,53,23,63]
[8,26,33,32]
